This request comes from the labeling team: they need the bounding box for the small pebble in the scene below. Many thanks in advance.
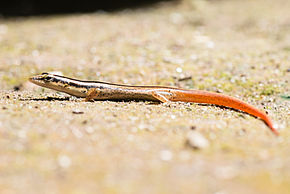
[85,126,95,134]
[186,131,209,149]
[72,110,84,114]
[13,85,21,91]
[176,67,183,73]
[178,76,192,82]
[58,155,71,168]
[160,150,173,161]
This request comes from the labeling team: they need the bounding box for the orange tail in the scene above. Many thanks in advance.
[173,90,278,135]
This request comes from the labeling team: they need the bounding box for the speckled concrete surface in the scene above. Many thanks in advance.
[0,0,289,193]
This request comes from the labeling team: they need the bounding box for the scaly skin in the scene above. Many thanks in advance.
[29,73,279,135]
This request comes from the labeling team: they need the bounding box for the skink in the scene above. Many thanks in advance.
[29,72,278,135]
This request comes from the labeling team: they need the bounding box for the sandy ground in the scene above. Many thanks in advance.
[0,0,289,193]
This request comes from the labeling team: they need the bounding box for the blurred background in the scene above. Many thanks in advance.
[0,0,176,16]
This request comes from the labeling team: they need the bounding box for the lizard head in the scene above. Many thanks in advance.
[29,72,88,97]
[29,72,57,87]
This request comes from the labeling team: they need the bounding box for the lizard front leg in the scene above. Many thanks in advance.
[85,88,100,102]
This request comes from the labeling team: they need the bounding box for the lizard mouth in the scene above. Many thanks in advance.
[29,74,48,87]
[29,72,50,83]
[29,75,41,83]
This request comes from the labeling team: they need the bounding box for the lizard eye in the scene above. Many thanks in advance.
[41,72,48,75]
[43,76,53,81]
